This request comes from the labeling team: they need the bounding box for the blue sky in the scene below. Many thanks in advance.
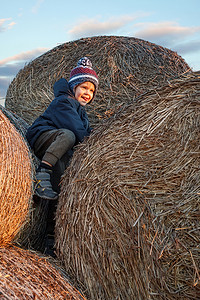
[0,0,200,100]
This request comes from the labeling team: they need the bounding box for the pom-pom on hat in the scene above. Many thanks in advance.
[68,57,99,101]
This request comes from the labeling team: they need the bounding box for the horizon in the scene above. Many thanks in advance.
[1,0,200,98]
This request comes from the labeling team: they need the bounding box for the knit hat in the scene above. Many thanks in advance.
[68,57,98,101]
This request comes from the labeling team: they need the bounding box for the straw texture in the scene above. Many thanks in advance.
[5,36,190,127]
[0,105,51,252]
[0,104,29,138]
[0,110,32,246]
[0,246,87,299]
[55,73,200,300]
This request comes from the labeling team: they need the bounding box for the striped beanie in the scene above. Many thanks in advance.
[68,57,99,101]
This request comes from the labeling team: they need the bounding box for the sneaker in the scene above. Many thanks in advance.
[35,168,58,200]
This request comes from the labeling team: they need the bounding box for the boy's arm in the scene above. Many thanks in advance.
[52,101,90,143]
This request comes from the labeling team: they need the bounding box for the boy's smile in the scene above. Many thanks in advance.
[74,82,95,106]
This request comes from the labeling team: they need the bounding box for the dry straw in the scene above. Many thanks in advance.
[0,105,50,252]
[0,109,32,246]
[0,104,29,138]
[5,36,190,127]
[0,246,87,299]
[55,73,200,300]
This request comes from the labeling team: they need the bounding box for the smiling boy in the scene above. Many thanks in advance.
[26,57,99,200]
[75,81,95,106]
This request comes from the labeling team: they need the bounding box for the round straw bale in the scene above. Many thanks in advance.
[55,73,200,300]
[0,105,51,252]
[0,110,32,246]
[0,104,29,138]
[0,246,87,299]
[5,36,190,126]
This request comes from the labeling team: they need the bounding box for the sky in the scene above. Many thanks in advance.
[1,0,200,102]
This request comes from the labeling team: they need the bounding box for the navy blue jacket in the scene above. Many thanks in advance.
[26,78,91,148]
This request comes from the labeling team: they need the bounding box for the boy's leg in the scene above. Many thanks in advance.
[51,150,74,193]
[33,129,76,200]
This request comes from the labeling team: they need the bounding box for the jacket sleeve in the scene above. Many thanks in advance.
[50,99,90,143]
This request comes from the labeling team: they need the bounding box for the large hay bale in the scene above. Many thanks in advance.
[0,246,86,299]
[13,197,51,252]
[0,109,32,246]
[5,36,190,126]
[0,105,51,252]
[0,104,29,138]
[55,73,200,300]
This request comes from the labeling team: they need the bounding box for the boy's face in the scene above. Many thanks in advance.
[74,82,95,106]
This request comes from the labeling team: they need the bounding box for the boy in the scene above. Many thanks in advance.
[26,57,99,200]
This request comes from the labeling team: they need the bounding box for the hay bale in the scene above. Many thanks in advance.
[0,109,32,246]
[14,198,51,252]
[0,246,87,299]
[55,73,200,300]
[0,105,51,252]
[5,36,190,126]
[0,104,29,138]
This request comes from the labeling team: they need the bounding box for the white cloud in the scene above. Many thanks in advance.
[18,8,23,18]
[0,48,49,66]
[0,62,26,76]
[0,18,10,27]
[32,0,45,13]
[68,15,138,39]
[68,17,200,55]
[133,21,200,46]
[0,18,16,32]
[7,22,16,29]
[0,77,12,98]
[0,47,49,98]
[174,39,200,55]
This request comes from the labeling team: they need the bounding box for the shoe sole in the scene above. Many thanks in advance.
[34,191,58,201]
